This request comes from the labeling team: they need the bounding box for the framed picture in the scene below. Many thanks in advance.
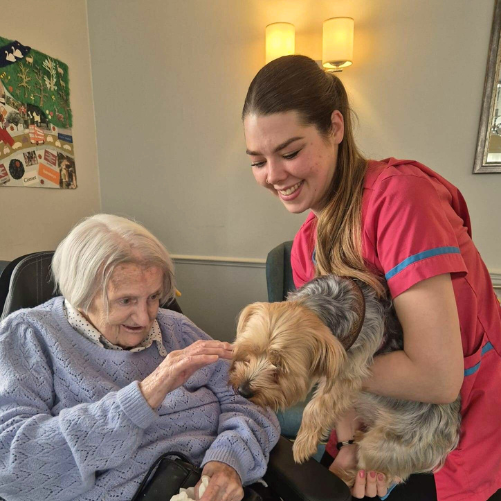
[473,0,501,173]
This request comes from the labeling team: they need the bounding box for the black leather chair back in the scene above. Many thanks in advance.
[0,254,34,317]
[1,251,57,320]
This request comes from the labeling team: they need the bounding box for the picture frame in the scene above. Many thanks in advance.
[473,0,501,173]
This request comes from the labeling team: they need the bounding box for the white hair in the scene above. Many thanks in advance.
[52,214,175,312]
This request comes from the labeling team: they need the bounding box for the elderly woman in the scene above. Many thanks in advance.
[0,214,280,501]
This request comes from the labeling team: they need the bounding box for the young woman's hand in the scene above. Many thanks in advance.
[139,340,234,408]
[350,470,388,499]
[197,461,244,501]
[329,446,388,499]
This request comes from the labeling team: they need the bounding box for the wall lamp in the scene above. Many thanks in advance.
[265,22,295,64]
[265,17,354,72]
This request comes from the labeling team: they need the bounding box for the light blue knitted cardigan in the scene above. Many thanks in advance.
[0,297,280,501]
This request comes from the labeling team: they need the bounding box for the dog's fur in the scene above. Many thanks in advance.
[228,275,461,488]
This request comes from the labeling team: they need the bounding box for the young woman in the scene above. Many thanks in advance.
[242,55,501,501]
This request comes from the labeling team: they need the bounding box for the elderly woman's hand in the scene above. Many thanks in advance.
[196,461,244,501]
[139,340,233,408]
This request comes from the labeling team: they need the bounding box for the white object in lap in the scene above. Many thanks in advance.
[170,475,210,501]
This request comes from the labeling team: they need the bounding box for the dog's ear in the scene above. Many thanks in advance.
[311,324,346,385]
[340,278,366,351]
[236,302,265,335]
[269,350,289,373]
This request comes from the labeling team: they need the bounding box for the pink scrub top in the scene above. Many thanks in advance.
[291,158,501,501]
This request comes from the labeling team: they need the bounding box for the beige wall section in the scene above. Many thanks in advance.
[173,260,267,343]
[88,0,500,340]
[0,0,100,261]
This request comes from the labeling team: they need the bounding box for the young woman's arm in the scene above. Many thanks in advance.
[363,273,464,404]
[330,273,463,490]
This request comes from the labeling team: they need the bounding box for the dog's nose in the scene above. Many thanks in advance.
[238,382,254,399]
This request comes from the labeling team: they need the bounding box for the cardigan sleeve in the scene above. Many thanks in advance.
[0,318,156,501]
[179,319,280,485]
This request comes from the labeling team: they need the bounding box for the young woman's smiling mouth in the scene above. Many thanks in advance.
[278,181,303,200]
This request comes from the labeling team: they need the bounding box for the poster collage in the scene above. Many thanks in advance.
[0,37,76,189]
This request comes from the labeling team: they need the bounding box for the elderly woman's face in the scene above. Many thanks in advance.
[86,263,164,349]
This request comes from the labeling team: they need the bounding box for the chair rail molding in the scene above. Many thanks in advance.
[171,254,501,289]
[171,254,266,269]
[490,272,501,290]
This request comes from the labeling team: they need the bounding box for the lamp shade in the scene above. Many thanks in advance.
[322,17,354,70]
[266,23,295,64]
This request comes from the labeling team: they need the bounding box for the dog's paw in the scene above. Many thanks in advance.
[292,433,318,464]
[292,444,311,464]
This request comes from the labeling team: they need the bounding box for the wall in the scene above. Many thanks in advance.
[87,0,500,341]
[0,0,100,260]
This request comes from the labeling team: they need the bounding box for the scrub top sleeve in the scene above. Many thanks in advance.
[369,174,467,298]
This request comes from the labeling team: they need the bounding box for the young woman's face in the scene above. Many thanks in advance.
[244,110,344,214]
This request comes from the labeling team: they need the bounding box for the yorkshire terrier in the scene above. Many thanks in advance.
[228,275,461,488]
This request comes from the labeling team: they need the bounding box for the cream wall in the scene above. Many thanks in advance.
[87,0,501,341]
[0,0,100,260]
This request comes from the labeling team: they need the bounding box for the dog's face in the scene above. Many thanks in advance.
[228,301,346,411]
